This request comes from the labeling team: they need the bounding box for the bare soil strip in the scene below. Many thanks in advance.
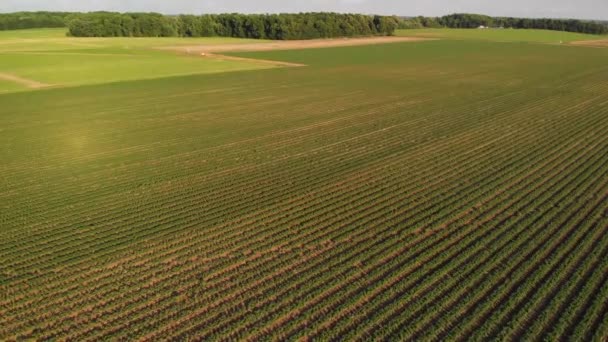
[0,73,51,89]
[161,36,433,54]
[570,40,608,48]
[202,53,307,67]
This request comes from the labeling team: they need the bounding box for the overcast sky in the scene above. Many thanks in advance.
[1,0,607,20]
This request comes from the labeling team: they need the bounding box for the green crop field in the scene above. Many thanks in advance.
[396,27,605,43]
[1,28,608,341]
[0,28,272,93]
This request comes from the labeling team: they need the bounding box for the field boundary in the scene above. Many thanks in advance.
[570,39,608,48]
[160,36,434,54]
[0,72,51,88]
[200,53,307,67]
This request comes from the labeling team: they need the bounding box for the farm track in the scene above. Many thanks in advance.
[1,39,608,340]
[570,39,608,48]
[160,36,432,54]
[203,53,307,67]
[0,72,51,88]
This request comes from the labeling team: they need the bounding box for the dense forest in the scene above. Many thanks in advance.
[1,11,606,37]
[400,14,608,35]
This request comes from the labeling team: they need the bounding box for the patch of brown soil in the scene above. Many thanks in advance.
[0,73,51,89]
[570,39,608,48]
[203,53,306,67]
[160,36,433,54]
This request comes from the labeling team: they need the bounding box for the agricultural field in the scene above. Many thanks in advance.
[0,28,273,93]
[1,28,608,340]
[396,27,607,43]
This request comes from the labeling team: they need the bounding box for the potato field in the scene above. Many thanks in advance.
[1,35,607,340]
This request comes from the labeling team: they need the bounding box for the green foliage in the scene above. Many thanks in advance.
[439,13,495,28]
[0,12,70,30]
[3,11,606,37]
[398,17,424,30]
[398,13,608,35]
[64,12,180,37]
[491,16,608,35]
[414,16,443,29]
[63,12,397,39]
[373,15,400,36]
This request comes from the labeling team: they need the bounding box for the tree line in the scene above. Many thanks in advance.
[0,12,71,31]
[1,11,606,37]
[399,13,608,35]
[64,12,399,39]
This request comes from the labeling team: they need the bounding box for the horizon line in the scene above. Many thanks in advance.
[0,10,605,22]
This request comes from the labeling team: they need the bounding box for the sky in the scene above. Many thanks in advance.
[1,0,607,20]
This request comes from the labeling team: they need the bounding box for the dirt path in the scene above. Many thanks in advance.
[570,40,608,48]
[0,73,51,89]
[203,53,307,67]
[160,36,433,54]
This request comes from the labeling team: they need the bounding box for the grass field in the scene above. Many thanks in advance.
[1,29,608,340]
[396,28,605,43]
[0,28,272,92]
